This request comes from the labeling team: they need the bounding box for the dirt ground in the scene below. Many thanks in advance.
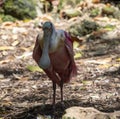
[0,20,120,119]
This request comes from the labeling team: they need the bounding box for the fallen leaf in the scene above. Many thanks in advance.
[13,74,29,80]
[92,0,100,4]
[116,58,120,62]
[20,45,33,51]
[13,74,22,80]
[98,64,111,69]
[12,34,18,40]
[0,60,12,64]
[1,35,9,40]
[15,52,32,59]
[27,65,43,72]
[1,21,15,27]
[0,56,15,64]
[2,51,8,56]
[73,41,79,49]
[12,40,19,46]
[12,27,28,34]
[0,74,4,79]
[0,46,15,51]
[20,77,30,81]
[85,58,111,64]
[79,44,86,50]
[74,52,82,59]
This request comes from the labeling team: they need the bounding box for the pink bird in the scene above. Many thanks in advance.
[33,21,77,109]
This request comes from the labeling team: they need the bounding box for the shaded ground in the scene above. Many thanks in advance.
[0,19,120,119]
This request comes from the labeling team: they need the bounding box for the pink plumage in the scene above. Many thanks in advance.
[32,21,77,110]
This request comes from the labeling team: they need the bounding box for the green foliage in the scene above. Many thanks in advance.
[69,20,99,37]
[3,0,36,20]
[0,8,4,14]
[90,8,100,17]
[102,6,115,16]
[103,24,115,31]
[62,9,81,19]
[65,0,83,7]
[81,20,99,34]
[58,0,83,12]
[1,15,17,22]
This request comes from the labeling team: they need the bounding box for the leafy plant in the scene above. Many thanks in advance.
[3,0,36,20]
[1,15,16,22]
[90,8,100,17]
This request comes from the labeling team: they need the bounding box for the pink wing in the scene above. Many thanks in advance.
[32,35,42,64]
[64,31,77,79]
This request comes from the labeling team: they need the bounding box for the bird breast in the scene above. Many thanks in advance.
[39,30,65,53]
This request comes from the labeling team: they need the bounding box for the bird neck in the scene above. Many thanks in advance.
[38,26,57,69]
[39,33,51,69]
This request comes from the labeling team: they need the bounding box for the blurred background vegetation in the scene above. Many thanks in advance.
[0,0,120,22]
[0,0,36,22]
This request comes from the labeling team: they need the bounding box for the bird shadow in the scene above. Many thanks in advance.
[11,99,85,119]
[19,98,119,119]
[4,98,120,119]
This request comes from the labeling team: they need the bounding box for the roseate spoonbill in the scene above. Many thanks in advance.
[33,21,77,109]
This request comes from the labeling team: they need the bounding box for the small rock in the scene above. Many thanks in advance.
[12,27,27,34]
[1,35,9,40]
[0,74,4,79]
[63,106,120,119]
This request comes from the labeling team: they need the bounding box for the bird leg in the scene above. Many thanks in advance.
[60,80,63,102]
[52,81,56,111]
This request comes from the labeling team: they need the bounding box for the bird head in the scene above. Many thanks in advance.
[42,21,53,37]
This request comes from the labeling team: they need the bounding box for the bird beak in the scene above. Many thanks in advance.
[39,36,51,69]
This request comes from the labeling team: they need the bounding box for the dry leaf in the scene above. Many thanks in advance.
[1,21,15,27]
[20,46,33,51]
[73,41,79,49]
[20,77,30,81]
[0,74,4,79]
[2,51,8,56]
[15,52,32,59]
[79,44,86,50]
[0,46,14,51]
[12,34,18,40]
[92,0,100,4]
[13,74,28,81]
[13,74,22,80]
[74,53,82,59]
[98,64,111,69]
[0,56,15,64]
[116,58,120,62]
[1,35,9,40]
[85,58,111,64]
[12,40,19,46]
[12,27,27,34]
[0,60,12,64]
